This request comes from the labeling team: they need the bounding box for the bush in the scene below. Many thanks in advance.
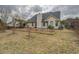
[58,25,64,30]
[65,24,70,29]
[60,20,70,29]
[48,25,54,29]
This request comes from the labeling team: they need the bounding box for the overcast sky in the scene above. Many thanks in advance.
[0,5,79,20]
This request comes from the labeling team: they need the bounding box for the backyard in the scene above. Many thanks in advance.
[0,29,79,53]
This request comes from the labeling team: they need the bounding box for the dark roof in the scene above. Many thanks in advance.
[27,14,37,22]
[42,11,60,20]
[28,11,60,22]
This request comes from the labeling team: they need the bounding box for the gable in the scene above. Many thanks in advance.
[46,16,57,21]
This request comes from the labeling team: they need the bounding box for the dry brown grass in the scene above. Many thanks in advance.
[0,29,79,54]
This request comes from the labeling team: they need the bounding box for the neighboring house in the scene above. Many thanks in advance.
[27,11,61,29]
[65,18,79,29]
[6,16,15,27]
[7,16,26,28]
[0,15,19,29]
[0,13,26,29]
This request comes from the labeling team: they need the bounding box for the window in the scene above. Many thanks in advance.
[32,22,33,26]
[46,22,48,26]
[43,22,45,26]
[56,22,58,26]
[50,21,53,25]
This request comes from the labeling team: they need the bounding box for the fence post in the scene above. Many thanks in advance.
[27,25,31,40]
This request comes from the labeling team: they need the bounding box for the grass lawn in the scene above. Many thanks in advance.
[0,29,79,54]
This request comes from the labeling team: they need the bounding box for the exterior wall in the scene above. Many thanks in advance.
[32,22,36,28]
[54,21,60,29]
[15,22,20,27]
[27,22,36,28]
[27,23,33,27]
[41,17,60,29]
[37,13,42,28]
[33,23,36,27]
[41,22,48,28]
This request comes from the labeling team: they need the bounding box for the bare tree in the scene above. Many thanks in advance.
[27,25,31,40]
[11,17,16,34]
[0,8,8,31]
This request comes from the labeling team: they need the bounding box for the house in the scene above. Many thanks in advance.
[65,18,79,29]
[27,11,61,29]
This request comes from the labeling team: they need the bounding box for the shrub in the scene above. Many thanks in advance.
[60,20,70,29]
[65,24,70,29]
[48,25,54,29]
